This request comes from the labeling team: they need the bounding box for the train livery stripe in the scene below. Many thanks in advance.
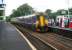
[39,16,45,26]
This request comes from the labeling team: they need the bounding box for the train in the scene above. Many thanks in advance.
[11,13,49,32]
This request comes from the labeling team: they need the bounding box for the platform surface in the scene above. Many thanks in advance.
[0,21,32,50]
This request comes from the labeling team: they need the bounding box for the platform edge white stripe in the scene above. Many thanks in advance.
[16,28,37,50]
[9,23,37,50]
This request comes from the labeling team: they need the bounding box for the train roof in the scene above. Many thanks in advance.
[16,14,36,19]
[24,14,36,18]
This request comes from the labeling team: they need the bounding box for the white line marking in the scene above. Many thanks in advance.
[8,23,37,50]
[15,26,37,50]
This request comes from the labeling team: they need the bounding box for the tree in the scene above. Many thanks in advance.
[6,16,11,22]
[0,17,3,20]
[10,3,35,17]
[45,9,53,19]
[45,9,52,13]
[0,10,3,16]
[10,9,17,17]
[56,9,68,15]
[45,9,57,19]
[69,8,72,15]
[50,12,57,19]
[45,9,52,16]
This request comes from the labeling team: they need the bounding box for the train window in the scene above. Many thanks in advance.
[45,16,48,19]
[32,16,37,23]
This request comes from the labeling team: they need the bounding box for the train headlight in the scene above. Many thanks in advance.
[36,21,39,28]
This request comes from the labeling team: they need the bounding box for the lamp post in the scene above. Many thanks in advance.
[67,0,70,28]
[67,0,69,18]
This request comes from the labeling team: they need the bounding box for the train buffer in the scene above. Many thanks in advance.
[0,21,34,50]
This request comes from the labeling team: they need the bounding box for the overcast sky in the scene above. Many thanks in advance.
[0,0,2,4]
[0,0,5,4]
[5,0,72,16]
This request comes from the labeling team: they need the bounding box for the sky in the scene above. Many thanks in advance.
[5,0,72,16]
[0,0,2,4]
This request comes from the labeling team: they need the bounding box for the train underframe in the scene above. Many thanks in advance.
[36,25,48,32]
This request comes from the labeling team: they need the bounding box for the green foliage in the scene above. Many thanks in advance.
[45,9,52,16]
[45,9,52,14]
[69,8,72,15]
[0,16,3,20]
[45,8,72,19]
[56,9,68,15]
[45,9,69,19]
[50,12,57,19]
[6,16,11,22]
[0,10,3,16]
[10,3,35,17]
[45,9,57,19]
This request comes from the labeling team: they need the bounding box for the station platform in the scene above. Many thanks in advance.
[0,21,32,50]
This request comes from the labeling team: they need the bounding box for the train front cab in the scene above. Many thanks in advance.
[36,15,48,32]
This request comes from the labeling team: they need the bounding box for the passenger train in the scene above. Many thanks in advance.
[11,13,48,32]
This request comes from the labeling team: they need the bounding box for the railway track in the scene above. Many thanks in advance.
[12,23,55,50]
[11,23,72,50]
[32,33,72,50]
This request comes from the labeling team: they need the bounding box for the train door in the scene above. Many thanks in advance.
[32,16,37,31]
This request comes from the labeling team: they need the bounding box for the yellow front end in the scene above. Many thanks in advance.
[36,15,48,32]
